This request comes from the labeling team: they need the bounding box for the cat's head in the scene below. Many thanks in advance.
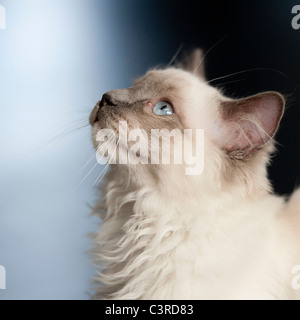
[90,49,285,196]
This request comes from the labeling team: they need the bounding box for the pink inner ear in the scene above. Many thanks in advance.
[221,93,284,152]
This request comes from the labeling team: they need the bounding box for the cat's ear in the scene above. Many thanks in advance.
[179,49,206,79]
[218,92,285,158]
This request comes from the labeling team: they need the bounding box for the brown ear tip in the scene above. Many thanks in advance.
[263,91,285,104]
[190,48,204,62]
[177,47,206,79]
[193,48,204,55]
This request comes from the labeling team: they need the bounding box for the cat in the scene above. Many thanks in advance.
[89,49,300,300]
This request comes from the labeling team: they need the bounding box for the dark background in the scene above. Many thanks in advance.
[112,0,300,195]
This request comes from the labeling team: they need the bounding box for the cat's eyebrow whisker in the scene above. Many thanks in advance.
[215,78,246,87]
[206,68,289,85]
[167,43,184,67]
[193,35,228,74]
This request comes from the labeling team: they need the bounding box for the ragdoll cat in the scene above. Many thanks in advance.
[89,49,300,300]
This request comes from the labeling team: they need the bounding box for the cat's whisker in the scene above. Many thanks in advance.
[246,116,271,143]
[78,161,99,187]
[215,78,246,87]
[193,35,228,74]
[93,138,120,186]
[235,122,255,150]
[77,134,117,186]
[206,68,289,85]
[93,163,110,187]
[167,43,184,67]
[246,117,283,147]
[94,135,118,166]
[75,151,97,177]
[93,158,113,187]
[288,83,300,97]
[34,121,90,152]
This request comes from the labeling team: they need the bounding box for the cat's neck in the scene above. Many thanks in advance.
[95,164,284,299]
[103,161,274,221]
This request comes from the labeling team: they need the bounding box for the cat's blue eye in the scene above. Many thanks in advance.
[153,101,174,116]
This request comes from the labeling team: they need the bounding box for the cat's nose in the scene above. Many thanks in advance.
[89,92,117,124]
[99,93,117,108]
[90,89,130,124]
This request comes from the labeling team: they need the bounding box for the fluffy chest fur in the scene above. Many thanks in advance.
[92,168,299,300]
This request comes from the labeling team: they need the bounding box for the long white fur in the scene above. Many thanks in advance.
[91,68,300,300]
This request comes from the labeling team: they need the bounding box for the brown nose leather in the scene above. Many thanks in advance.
[99,93,117,108]
[89,93,117,124]
[89,89,130,124]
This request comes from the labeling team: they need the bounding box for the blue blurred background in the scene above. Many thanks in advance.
[0,0,299,299]
[0,0,170,300]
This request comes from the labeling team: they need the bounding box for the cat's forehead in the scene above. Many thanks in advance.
[131,68,211,103]
[134,68,199,89]
[132,68,219,106]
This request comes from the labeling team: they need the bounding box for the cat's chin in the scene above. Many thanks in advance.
[92,121,101,130]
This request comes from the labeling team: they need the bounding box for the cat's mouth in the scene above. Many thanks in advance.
[89,101,102,126]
